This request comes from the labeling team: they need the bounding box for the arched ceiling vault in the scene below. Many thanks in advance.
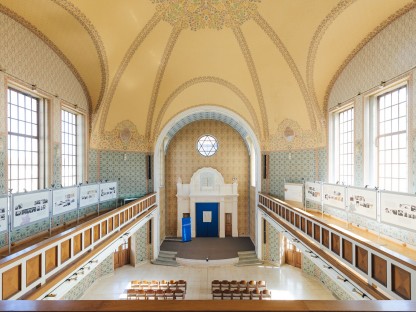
[1,0,414,150]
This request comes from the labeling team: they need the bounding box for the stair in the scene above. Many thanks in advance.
[151,250,180,267]
[235,250,263,266]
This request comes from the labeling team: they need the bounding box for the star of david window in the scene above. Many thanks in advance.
[197,135,218,157]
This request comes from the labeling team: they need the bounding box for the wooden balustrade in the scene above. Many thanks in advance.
[0,193,156,300]
[258,193,416,300]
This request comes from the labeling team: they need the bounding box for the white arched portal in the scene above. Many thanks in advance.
[153,106,262,259]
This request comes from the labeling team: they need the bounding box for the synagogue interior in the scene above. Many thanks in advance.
[0,1,416,311]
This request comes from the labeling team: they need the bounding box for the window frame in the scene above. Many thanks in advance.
[60,103,86,187]
[329,103,355,185]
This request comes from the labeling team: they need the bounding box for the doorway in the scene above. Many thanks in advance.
[225,213,232,237]
[114,238,130,269]
[284,237,301,268]
[196,203,219,237]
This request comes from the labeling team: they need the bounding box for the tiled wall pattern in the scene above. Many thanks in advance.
[263,220,281,265]
[165,120,250,237]
[88,149,99,183]
[53,143,61,186]
[0,12,88,111]
[328,8,416,191]
[302,255,354,300]
[99,151,147,199]
[269,150,316,199]
[134,224,150,264]
[0,136,6,194]
[317,148,327,182]
[62,253,114,300]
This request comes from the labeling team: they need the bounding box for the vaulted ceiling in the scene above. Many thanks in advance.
[1,0,414,149]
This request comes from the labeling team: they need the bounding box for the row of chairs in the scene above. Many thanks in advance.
[126,288,185,300]
[212,288,271,300]
[211,280,267,292]
[130,280,187,293]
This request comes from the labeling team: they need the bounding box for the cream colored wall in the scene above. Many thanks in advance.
[165,120,249,237]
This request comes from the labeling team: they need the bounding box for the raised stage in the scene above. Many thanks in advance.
[160,237,255,260]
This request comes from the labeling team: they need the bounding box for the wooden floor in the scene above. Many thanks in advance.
[307,209,416,262]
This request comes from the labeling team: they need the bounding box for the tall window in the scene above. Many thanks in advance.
[339,107,354,185]
[7,88,39,193]
[61,110,77,187]
[377,86,407,192]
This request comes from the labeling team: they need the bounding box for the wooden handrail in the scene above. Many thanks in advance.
[0,299,415,311]
[0,193,157,300]
[259,193,416,300]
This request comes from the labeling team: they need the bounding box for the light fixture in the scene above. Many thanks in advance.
[323,265,332,269]
[337,276,347,282]
[379,81,386,89]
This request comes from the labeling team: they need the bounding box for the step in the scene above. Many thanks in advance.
[151,259,180,267]
[158,250,178,256]
[158,255,176,262]
[237,250,256,256]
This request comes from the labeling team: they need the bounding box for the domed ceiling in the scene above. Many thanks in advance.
[0,0,414,151]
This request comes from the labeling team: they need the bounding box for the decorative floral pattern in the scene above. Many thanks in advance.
[134,225,150,263]
[264,220,280,264]
[151,0,260,31]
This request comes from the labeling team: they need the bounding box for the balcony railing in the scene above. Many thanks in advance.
[0,193,156,300]
[259,193,416,300]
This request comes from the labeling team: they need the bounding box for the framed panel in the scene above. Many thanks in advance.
[2,264,21,299]
[313,224,320,242]
[307,220,312,237]
[391,264,411,300]
[52,186,77,216]
[372,254,387,287]
[380,191,416,230]
[84,228,92,248]
[347,186,377,220]
[342,239,353,264]
[0,195,8,233]
[323,184,345,210]
[331,233,340,255]
[99,182,117,203]
[45,246,58,273]
[79,184,99,208]
[61,239,71,263]
[12,190,50,229]
[73,233,82,255]
[305,182,322,203]
[355,245,368,274]
[322,228,330,248]
[26,254,41,286]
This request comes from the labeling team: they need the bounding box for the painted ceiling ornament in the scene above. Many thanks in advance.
[151,0,261,31]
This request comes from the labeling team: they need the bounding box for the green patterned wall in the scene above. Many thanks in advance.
[98,150,147,199]
[134,224,150,264]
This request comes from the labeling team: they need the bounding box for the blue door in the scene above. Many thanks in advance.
[196,203,219,237]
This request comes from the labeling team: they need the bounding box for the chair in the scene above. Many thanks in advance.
[220,280,229,290]
[231,289,241,300]
[251,289,261,300]
[164,288,174,300]
[229,280,239,291]
[174,289,185,300]
[149,280,159,290]
[145,289,156,300]
[238,280,247,289]
[169,280,177,289]
[155,289,165,300]
[248,280,257,291]
[261,289,271,300]
[126,289,137,300]
[222,289,232,300]
[212,289,222,300]
[257,280,267,290]
[177,279,187,293]
[130,280,141,289]
[211,280,221,292]
[136,289,146,300]
[241,289,251,300]
[159,280,169,290]
[140,280,150,290]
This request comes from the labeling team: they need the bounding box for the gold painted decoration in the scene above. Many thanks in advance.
[151,0,260,30]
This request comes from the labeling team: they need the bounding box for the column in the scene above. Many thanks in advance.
[152,207,160,260]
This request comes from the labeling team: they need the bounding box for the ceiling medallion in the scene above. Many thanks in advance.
[151,0,261,31]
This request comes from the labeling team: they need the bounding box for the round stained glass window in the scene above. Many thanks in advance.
[197,135,218,157]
